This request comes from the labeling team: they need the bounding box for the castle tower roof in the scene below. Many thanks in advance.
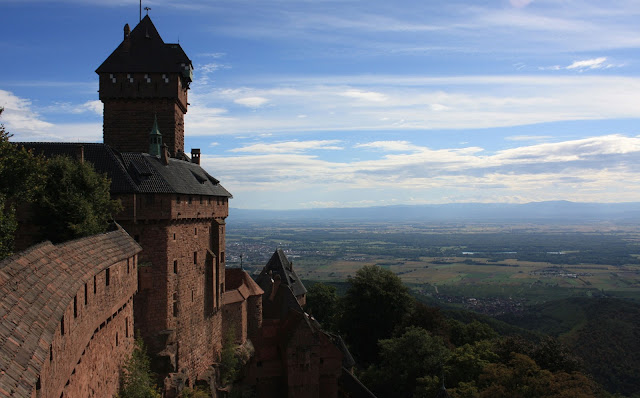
[96,15,192,76]
[148,115,162,156]
[256,249,307,298]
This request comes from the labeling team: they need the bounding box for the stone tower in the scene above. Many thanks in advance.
[96,16,193,156]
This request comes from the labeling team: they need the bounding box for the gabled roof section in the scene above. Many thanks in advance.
[140,154,231,196]
[96,15,191,74]
[256,249,307,297]
[17,143,232,197]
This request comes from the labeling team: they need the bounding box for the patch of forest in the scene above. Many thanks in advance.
[306,267,636,398]
[498,297,640,396]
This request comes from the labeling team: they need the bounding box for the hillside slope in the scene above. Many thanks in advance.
[498,297,640,396]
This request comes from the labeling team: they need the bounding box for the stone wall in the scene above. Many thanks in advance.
[120,195,228,384]
[40,254,139,398]
[0,228,140,398]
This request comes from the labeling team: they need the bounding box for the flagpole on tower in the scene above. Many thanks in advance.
[139,0,142,21]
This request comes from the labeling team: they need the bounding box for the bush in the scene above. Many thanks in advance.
[118,337,161,398]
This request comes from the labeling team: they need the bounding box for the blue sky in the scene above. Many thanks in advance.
[2,0,640,209]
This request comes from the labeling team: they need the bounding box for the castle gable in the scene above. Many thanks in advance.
[257,249,307,298]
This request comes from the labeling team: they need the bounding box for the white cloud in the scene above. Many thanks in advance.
[567,57,608,70]
[541,57,623,72]
[430,103,450,111]
[188,75,640,136]
[355,141,420,152]
[79,100,103,116]
[202,134,640,208]
[0,89,53,133]
[234,97,269,108]
[230,140,343,154]
[0,90,102,141]
[340,89,387,102]
[198,52,226,58]
[199,63,228,74]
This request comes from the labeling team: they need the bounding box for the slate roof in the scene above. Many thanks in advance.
[0,226,141,397]
[18,142,231,197]
[260,281,304,320]
[96,15,191,74]
[255,249,307,297]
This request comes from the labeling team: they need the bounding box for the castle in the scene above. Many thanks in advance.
[1,15,374,398]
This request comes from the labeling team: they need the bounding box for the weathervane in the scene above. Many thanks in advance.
[145,6,152,16]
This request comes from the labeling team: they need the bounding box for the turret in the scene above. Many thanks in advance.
[96,16,193,155]
[148,115,162,156]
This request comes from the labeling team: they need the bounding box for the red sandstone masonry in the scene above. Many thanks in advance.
[117,194,229,384]
[99,71,188,155]
[0,228,140,398]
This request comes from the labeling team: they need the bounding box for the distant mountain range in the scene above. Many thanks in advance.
[229,201,640,223]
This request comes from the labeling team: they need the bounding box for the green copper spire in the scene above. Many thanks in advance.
[148,115,162,156]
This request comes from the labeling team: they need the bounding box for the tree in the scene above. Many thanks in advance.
[305,282,339,330]
[118,337,161,398]
[476,352,604,398]
[0,108,46,258]
[338,265,414,364]
[401,301,450,339]
[446,340,499,387]
[0,194,18,258]
[219,326,240,386]
[448,320,497,347]
[32,155,122,243]
[360,326,450,398]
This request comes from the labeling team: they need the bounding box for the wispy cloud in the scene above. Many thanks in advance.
[567,57,609,70]
[541,57,622,72]
[230,140,343,154]
[198,52,226,58]
[355,141,420,152]
[204,134,640,208]
[187,75,640,136]
[234,97,269,108]
[340,89,387,103]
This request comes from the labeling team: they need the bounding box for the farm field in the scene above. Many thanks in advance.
[226,219,640,309]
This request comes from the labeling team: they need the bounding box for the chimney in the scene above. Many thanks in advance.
[191,148,201,165]
[123,24,131,52]
[75,144,84,164]
[161,144,170,165]
[269,274,281,302]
